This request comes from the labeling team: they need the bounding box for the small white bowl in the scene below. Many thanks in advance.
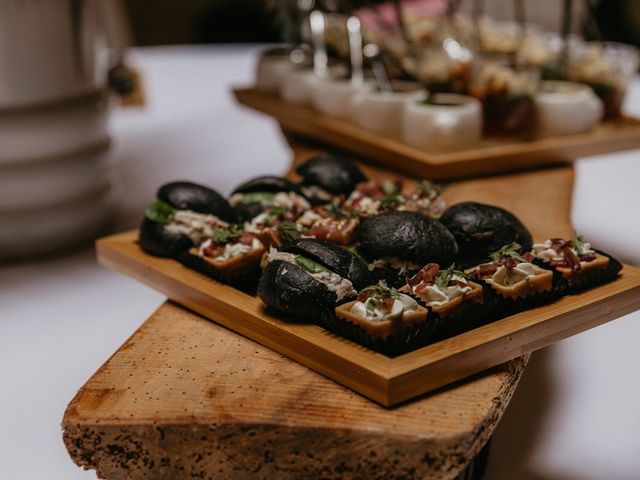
[280,69,320,105]
[0,140,112,211]
[279,65,348,105]
[351,87,427,136]
[0,92,110,162]
[402,94,482,152]
[255,55,294,94]
[310,78,374,118]
[535,81,603,138]
[0,186,113,259]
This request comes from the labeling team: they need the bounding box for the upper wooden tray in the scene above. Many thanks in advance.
[234,87,640,180]
[97,230,640,406]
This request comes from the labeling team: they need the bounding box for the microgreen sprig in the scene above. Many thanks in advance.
[489,243,526,263]
[435,264,469,290]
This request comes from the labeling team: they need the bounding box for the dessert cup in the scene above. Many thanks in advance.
[402,93,482,152]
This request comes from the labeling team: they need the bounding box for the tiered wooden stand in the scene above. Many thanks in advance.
[62,139,640,479]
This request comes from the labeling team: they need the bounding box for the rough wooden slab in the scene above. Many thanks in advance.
[63,301,529,480]
[234,87,640,180]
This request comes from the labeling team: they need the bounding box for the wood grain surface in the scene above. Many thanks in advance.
[92,156,640,406]
[63,144,640,479]
[235,87,640,181]
[63,301,528,480]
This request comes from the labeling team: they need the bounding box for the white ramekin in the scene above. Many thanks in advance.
[279,65,348,105]
[255,55,294,94]
[402,94,482,152]
[310,78,374,118]
[535,81,604,138]
[0,0,108,109]
[0,92,110,162]
[351,88,427,136]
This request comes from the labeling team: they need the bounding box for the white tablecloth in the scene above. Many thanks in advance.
[1,45,639,479]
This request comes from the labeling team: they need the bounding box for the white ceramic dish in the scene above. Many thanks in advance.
[255,55,294,94]
[0,185,113,259]
[351,88,426,135]
[535,81,603,138]
[0,0,108,109]
[279,65,348,105]
[0,92,110,162]
[0,140,112,211]
[402,93,482,152]
[310,78,374,118]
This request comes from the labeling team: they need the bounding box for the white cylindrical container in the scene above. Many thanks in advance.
[0,92,110,162]
[351,87,427,136]
[535,81,603,138]
[0,0,108,109]
[255,53,294,94]
[310,78,374,118]
[280,69,320,105]
[402,94,482,152]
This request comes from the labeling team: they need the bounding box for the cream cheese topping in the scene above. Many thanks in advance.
[412,274,470,307]
[532,239,594,262]
[199,237,261,261]
[491,262,538,286]
[166,210,229,245]
[350,293,418,322]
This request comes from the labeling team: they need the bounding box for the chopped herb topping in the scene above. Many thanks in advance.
[435,264,469,290]
[357,282,400,313]
[211,224,243,244]
[415,180,446,198]
[325,198,358,219]
[241,192,276,205]
[574,234,588,255]
[489,243,526,263]
[145,200,177,224]
[295,256,330,274]
[264,206,287,225]
[277,221,303,243]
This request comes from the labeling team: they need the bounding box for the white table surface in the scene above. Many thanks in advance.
[1,45,639,480]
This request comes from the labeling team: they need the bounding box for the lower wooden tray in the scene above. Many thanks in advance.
[234,87,640,181]
[97,229,640,406]
[63,301,527,479]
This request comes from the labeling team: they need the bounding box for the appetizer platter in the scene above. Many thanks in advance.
[97,153,640,406]
[235,3,640,180]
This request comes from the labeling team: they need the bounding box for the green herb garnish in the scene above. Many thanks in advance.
[264,206,287,225]
[489,243,526,263]
[295,256,330,274]
[574,234,588,255]
[416,180,446,198]
[358,282,400,313]
[434,264,469,290]
[325,198,358,219]
[277,221,303,243]
[211,224,243,244]
[145,200,177,224]
[241,192,276,205]
[382,180,399,196]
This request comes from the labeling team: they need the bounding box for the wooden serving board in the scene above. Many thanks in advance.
[63,301,527,480]
[96,160,640,406]
[96,231,640,406]
[234,87,640,181]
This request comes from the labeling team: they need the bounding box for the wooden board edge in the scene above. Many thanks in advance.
[96,232,640,406]
[233,87,640,180]
[387,277,640,404]
[96,234,396,406]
